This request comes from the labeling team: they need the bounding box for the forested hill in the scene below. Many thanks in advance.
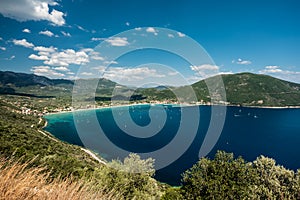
[1,71,300,106]
[0,71,73,87]
[192,72,300,106]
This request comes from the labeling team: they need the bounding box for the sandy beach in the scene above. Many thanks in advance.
[45,103,300,116]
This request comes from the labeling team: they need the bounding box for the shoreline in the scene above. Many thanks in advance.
[80,148,106,165]
[37,119,106,165]
[40,102,300,179]
[44,103,300,116]
[227,105,300,109]
[44,102,173,116]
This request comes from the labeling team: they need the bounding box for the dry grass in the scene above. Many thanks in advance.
[0,158,116,200]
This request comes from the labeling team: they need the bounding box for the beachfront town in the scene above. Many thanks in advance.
[0,95,233,117]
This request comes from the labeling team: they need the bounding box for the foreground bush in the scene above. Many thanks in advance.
[94,153,162,199]
[179,151,300,199]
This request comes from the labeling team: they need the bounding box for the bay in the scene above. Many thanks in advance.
[44,105,300,185]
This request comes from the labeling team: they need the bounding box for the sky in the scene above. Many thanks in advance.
[0,0,299,85]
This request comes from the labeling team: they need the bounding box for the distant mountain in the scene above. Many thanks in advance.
[0,71,299,106]
[192,72,300,106]
[0,71,73,87]
[0,71,118,97]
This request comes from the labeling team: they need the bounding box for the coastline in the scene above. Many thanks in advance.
[39,101,300,185]
[226,104,300,109]
[44,102,172,116]
[80,148,106,165]
[44,103,300,116]
[37,118,107,165]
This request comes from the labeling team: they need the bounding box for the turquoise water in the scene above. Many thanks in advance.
[44,105,300,185]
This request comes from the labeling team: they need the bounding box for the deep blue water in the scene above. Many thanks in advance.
[44,105,300,185]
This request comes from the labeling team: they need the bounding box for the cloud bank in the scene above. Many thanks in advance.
[0,0,65,26]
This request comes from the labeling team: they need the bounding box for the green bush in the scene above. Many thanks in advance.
[180,151,300,199]
[93,153,162,199]
[161,187,183,200]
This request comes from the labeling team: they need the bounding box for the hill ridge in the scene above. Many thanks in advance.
[0,70,299,106]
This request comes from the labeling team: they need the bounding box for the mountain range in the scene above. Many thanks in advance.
[0,71,299,106]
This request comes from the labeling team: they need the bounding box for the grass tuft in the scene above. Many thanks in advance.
[0,157,117,200]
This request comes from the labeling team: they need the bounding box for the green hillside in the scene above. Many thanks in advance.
[1,71,299,106]
[192,72,300,106]
[0,96,163,199]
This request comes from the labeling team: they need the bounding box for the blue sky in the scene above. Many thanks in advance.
[0,0,299,85]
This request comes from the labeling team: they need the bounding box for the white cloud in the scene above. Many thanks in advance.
[233,58,252,65]
[54,66,69,71]
[44,49,89,66]
[61,31,71,37]
[67,75,78,80]
[191,64,219,71]
[34,46,57,54]
[92,66,106,73]
[12,39,34,48]
[28,54,48,60]
[167,34,174,38]
[39,30,54,37]
[146,27,156,33]
[146,27,158,36]
[91,37,105,41]
[0,46,6,51]
[103,60,118,65]
[5,55,15,60]
[79,48,104,60]
[259,65,300,83]
[126,22,130,26]
[168,71,179,76]
[190,64,220,78]
[106,37,129,46]
[187,70,233,83]
[260,65,300,76]
[134,27,142,31]
[81,48,94,53]
[218,71,233,75]
[22,28,31,33]
[260,65,282,73]
[81,72,93,76]
[32,45,90,67]
[177,32,185,37]
[90,51,104,61]
[103,67,165,81]
[31,66,65,78]
[76,25,88,32]
[0,0,65,26]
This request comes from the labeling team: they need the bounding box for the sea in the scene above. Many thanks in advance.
[44,104,300,185]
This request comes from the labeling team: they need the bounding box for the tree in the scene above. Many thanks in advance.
[250,156,300,199]
[94,153,161,199]
[180,151,300,199]
[181,151,256,199]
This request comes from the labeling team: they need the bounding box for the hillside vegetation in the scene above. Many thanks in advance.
[0,97,163,199]
[162,151,300,199]
[1,71,300,106]
[1,95,300,199]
